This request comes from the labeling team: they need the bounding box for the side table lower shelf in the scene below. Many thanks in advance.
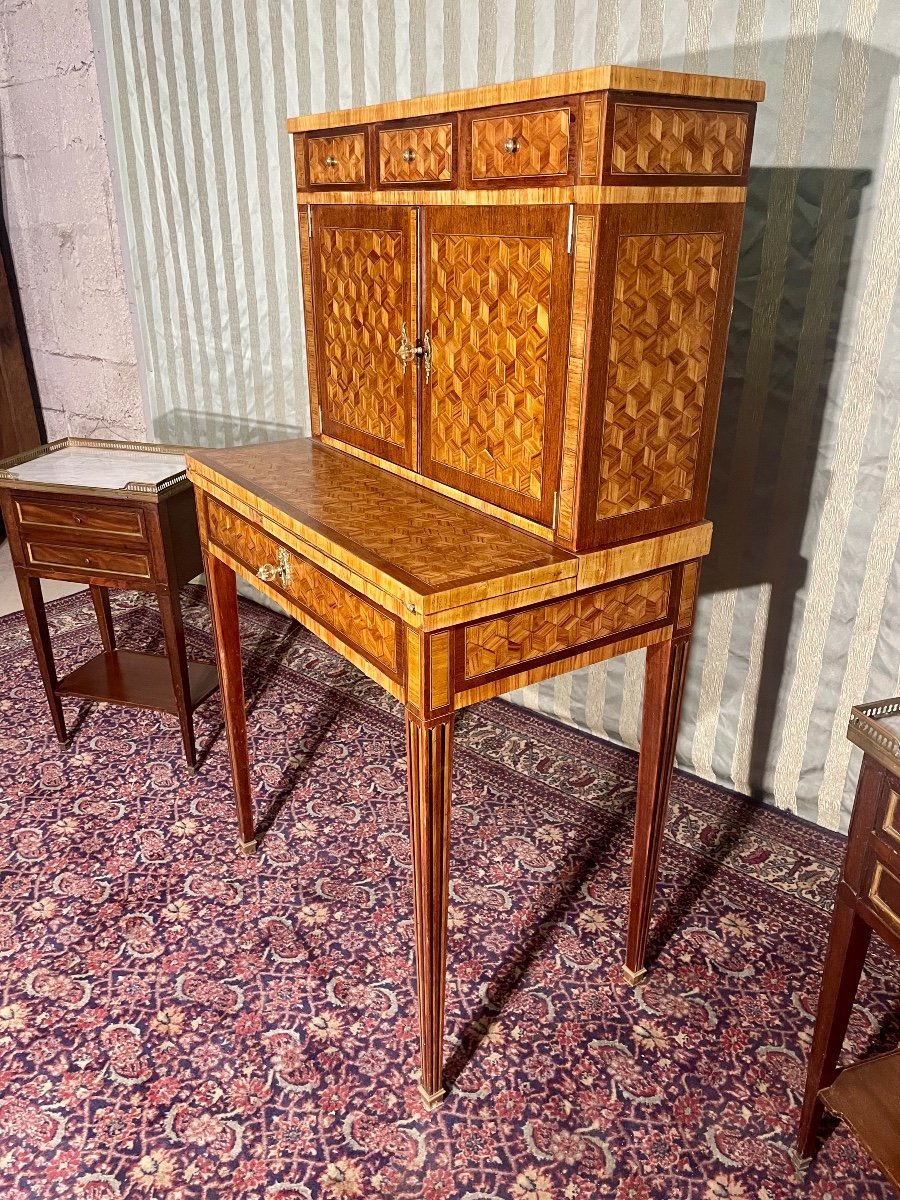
[820,1050,900,1190]
[56,649,219,765]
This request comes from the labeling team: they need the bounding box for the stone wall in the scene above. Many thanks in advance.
[0,0,145,442]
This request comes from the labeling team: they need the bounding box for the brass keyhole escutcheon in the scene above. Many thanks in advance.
[503,136,520,154]
[402,147,417,163]
[256,547,292,588]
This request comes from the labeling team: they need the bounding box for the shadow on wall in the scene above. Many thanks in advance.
[154,408,306,448]
[702,164,870,801]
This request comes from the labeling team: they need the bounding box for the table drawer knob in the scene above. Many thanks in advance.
[324,155,338,168]
[503,136,520,154]
[256,547,292,587]
[402,147,417,163]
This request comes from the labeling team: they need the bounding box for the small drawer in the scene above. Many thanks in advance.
[378,122,454,185]
[469,105,572,182]
[867,860,900,938]
[16,499,145,540]
[884,790,900,849]
[306,130,367,187]
[25,540,152,579]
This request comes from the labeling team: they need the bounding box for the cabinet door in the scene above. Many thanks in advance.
[420,206,571,525]
[310,205,418,469]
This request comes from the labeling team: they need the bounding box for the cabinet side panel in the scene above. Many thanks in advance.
[296,202,321,436]
[574,201,744,549]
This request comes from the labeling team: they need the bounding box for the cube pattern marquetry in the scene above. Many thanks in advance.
[464,572,671,679]
[596,232,724,519]
[470,107,570,179]
[206,498,400,675]
[319,226,408,449]
[308,131,367,185]
[379,123,453,183]
[611,104,748,177]
[429,231,554,501]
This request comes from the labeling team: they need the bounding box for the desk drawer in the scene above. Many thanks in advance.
[16,498,145,540]
[307,130,367,187]
[205,498,402,680]
[378,122,454,185]
[469,104,572,183]
[24,539,152,579]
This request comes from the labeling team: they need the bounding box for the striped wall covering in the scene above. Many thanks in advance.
[92,0,900,831]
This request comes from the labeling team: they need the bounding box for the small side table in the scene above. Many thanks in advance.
[797,697,900,1181]
[0,438,218,768]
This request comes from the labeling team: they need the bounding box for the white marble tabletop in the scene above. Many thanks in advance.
[4,446,187,490]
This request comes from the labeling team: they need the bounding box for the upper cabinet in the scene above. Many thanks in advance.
[288,66,764,552]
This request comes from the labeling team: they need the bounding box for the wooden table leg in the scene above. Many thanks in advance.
[624,634,690,983]
[204,552,257,853]
[15,570,68,745]
[406,711,454,1110]
[796,895,872,1160]
[90,585,116,652]
[157,586,197,770]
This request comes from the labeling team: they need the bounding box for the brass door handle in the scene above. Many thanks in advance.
[397,322,432,382]
[257,547,291,587]
[503,136,520,154]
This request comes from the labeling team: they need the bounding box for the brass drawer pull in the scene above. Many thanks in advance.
[257,547,292,587]
[503,136,520,154]
[324,155,338,168]
[402,147,417,163]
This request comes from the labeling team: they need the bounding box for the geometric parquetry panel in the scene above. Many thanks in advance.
[429,232,554,501]
[464,572,671,679]
[379,123,453,183]
[596,233,724,519]
[611,105,748,176]
[470,108,571,179]
[319,227,408,449]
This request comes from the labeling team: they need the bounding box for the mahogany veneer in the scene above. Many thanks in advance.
[192,64,764,1109]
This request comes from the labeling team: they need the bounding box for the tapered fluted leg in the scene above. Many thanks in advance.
[625,634,690,983]
[406,712,454,1110]
[157,587,197,769]
[796,898,872,1160]
[204,552,257,852]
[90,586,116,651]
[15,570,68,745]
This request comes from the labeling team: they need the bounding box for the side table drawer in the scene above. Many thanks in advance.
[867,860,900,939]
[205,497,402,681]
[16,498,146,540]
[24,539,152,579]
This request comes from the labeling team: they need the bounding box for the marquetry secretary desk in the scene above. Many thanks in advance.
[186,65,764,1108]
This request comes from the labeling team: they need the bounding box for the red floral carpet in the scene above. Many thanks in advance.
[0,587,896,1199]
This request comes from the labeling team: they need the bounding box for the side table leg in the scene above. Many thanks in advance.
[204,552,257,853]
[90,586,116,652]
[15,571,68,745]
[796,897,872,1160]
[406,711,454,1110]
[157,586,197,770]
[624,634,690,983]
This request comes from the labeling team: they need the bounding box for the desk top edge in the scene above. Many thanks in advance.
[285,65,765,133]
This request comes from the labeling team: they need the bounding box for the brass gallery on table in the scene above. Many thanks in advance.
[185,65,765,1109]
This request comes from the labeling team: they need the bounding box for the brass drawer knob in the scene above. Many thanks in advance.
[256,547,292,587]
[324,155,338,168]
[402,147,417,163]
[503,136,520,154]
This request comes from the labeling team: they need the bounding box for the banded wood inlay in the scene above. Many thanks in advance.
[206,497,400,676]
[580,99,603,177]
[470,107,570,180]
[611,104,748,177]
[429,230,554,502]
[379,122,453,184]
[868,861,900,936]
[678,561,700,630]
[597,232,723,519]
[463,571,671,679]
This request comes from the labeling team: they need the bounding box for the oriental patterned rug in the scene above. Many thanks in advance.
[0,586,896,1200]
